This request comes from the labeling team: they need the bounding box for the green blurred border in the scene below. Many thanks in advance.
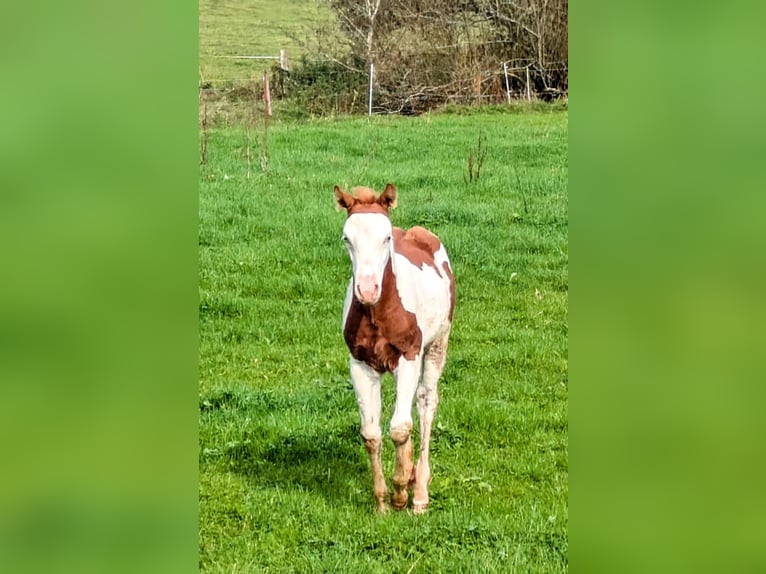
[572,1,766,572]
[0,2,198,572]
[6,0,766,570]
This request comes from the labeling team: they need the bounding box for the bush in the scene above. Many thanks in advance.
[282,56,368,116]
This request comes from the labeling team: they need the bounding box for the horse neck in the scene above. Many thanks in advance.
[366,258,397,325]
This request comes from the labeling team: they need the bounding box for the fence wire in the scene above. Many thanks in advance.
[199,55,567,124]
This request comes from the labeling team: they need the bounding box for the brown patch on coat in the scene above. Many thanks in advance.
[344,258,422,374]
[393,227,442,275]
[393,226,456,321]
[334,184,397,217]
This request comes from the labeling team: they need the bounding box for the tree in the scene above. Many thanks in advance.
[314,0,568,112]
[326,0,385,67]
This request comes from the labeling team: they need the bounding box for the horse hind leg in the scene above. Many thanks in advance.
[412,326,450,514]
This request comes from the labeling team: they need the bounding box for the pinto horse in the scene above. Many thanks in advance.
[334,183,455,513]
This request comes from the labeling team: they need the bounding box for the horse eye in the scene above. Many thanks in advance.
[386,235,392,242]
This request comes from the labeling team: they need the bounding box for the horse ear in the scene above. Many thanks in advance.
[334,185,355,211]
[379,183,397,210]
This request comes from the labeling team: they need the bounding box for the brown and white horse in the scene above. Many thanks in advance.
[334,183,455,513]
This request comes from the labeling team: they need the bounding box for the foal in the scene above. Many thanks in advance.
[335,183,455,513]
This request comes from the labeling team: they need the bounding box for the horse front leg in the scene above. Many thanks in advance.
[390,355,422,511]
[349,357,388,513]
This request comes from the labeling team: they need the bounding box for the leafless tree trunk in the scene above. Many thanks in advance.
[365,0,381,65]
[327,0,383,66]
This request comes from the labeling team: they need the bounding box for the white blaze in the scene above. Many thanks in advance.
[342,213,393,306]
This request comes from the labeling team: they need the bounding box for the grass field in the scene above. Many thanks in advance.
[199,107,568,572]
[199,0,332,85]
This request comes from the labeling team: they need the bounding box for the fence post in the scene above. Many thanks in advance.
[503,62,511,104]
[263,72,272,117]
[279,49,289,71]
[525,66,531,101]
[368,63,375,116]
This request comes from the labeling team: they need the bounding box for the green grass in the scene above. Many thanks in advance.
[199,0,332,85]
[199,108,568,572]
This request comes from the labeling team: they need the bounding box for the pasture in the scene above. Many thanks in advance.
[199,108,568,572]
[199,0,332,85]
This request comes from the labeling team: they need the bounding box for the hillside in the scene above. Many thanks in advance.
[199,0,333,85]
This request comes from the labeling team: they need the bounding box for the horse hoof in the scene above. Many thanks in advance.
[391,492,408,511]
[412,500,429,514]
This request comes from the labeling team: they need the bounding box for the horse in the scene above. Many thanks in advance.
[334,183,455,513]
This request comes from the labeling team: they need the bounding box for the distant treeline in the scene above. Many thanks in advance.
[279,0,567,114]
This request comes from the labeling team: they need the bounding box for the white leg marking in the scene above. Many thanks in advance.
[390,355,422,441]
[350,357,388,512]
[351,357,383,440]
[390,355,422,510]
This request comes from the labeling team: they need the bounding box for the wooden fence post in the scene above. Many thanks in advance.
[263,71,272,117]
[279,49,289,71]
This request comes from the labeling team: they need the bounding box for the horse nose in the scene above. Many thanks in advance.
[356,282,380,304]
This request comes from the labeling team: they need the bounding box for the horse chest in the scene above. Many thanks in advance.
[343,301,422,374]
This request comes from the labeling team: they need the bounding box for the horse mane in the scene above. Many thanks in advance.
[351,186,378,204]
